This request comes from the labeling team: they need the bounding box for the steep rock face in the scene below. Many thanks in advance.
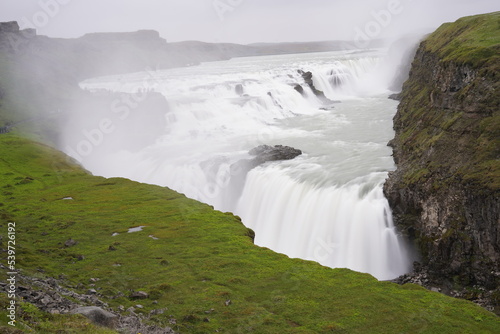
[384,12,500,305]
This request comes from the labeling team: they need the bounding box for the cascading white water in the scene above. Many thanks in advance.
[71,49,412,280]
[237,168,407,280]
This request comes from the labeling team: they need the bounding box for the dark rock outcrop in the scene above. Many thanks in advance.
[249,144,302,165]
[223,145,302,210]
[293,84,304,94]
[298,70,335,105]
[230,144,302,181]
[384,13,500,312]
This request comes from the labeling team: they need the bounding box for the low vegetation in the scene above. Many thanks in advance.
[0,134,499,333]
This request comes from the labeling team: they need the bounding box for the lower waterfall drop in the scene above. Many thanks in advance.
[236,165,410,280]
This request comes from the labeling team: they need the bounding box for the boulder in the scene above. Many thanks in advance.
[249,144,302,165]
[230,144,301,179]
[71,306,118,328]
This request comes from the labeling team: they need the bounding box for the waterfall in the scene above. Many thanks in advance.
[72,50,412,280]
[237,166,409,280]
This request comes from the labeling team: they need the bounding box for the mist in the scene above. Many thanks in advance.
[1,0,498,44]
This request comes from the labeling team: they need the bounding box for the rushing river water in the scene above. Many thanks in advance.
[72,49,412,280]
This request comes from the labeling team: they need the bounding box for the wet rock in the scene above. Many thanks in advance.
[249,144,302,165]
[293,84,304,94]
[298,69,335,105]
[223,145,302,209]
[235,83,244,96]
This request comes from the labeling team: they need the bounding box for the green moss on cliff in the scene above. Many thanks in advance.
[395,12,500,190]
[425,11,500,67]
[385,12,500,303]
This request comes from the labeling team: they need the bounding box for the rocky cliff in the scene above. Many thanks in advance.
[384,12,500,310]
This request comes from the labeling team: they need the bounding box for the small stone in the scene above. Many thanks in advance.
[135,304,144,309]
[40,296,52,305]
[64,239,77,248]
[129,291,149,299]
[88,289,97,295]
[225,299,231,306]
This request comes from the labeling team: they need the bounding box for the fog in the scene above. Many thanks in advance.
[1,0,498,44]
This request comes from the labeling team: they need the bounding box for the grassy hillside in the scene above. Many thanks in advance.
[0,134,499,333]
[424,12,500,67]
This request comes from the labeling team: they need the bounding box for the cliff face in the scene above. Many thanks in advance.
[384,12,499,304]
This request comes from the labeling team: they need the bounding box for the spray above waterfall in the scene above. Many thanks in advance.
[68,49,413,280]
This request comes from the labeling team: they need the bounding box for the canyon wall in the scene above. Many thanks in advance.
[384,12,499,306]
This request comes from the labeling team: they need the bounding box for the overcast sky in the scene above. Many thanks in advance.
[1,0,498,44]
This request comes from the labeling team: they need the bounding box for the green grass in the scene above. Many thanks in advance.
[0,134,499,333]
[424,12,500,67]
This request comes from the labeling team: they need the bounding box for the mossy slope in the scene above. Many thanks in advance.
[0,134,498,333]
